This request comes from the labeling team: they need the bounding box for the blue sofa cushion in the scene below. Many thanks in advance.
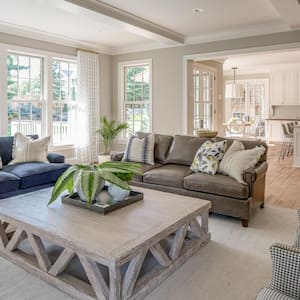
[0,171,20,194]
[3,163,69,189]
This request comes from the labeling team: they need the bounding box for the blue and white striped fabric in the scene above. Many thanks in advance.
[122,134,155,165]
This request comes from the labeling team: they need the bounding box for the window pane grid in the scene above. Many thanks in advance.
[52,60,77,146]
[7,53,43,136]
[123,63,151,137]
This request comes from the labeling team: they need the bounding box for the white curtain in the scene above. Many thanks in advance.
[76,50,100,163]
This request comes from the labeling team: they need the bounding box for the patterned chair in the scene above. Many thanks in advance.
[256,210,300,300]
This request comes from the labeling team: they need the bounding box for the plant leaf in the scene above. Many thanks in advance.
[48,166,78,206]
[100,170,130,190]
[80,170,102,206]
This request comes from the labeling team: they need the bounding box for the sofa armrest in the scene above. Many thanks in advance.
[243,161,268,185]
[111,152,124,161]
[269,243,300,299]
[47,152,65,163]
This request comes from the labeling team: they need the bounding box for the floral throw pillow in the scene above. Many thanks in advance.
[190,140,228,175]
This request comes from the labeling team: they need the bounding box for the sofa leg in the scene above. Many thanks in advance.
[241,219,249,227]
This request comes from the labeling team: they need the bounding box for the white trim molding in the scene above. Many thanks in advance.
[182,42,300,135]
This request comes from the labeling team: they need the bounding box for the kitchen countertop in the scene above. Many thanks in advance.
[265,118,300,121]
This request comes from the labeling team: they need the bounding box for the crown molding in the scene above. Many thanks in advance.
[0,21,112,55]
[111,23,290,55]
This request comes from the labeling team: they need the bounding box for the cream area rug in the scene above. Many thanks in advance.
[0,200,298,300]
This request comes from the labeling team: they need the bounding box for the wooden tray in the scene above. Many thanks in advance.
[62,189,143,215]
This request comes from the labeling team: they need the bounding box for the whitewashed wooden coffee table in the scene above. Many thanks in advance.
[0,187,211,300]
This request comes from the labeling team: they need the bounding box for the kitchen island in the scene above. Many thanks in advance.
[294,125,300,167]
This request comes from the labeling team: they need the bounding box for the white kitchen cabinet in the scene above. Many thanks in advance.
[271,72,284,105]
[284,71,298,105]
[266,120,285,143]
[270,71,299,105]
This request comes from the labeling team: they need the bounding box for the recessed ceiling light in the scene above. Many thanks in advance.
[192,8,204,13]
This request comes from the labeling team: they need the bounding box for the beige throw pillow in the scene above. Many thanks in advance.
[219,140,266,184]
[10,133,50,164]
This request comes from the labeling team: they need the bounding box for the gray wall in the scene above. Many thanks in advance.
[112,30,300,143]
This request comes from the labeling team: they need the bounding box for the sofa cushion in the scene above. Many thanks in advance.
[0,171,20,194]
[214,137,268,163]
[143,164,191,188]
[135,132,173,164]
[122,134,155,165]
[0,135,39,166]
[0,136,14,166]
[10,133,50,164]
[166,135,208,166]
[133,163,162,182]
[184,172,249,200]
[191,140,228,175]
[3,163,69,189]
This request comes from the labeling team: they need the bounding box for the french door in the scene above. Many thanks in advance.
[189,63,215,135]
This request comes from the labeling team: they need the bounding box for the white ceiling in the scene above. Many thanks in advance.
[0,0,299,54]
[223,49,300,74]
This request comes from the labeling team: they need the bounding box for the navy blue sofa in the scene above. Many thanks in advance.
[0,135,70,199]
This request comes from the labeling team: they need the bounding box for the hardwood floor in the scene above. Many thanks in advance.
[266,144,300,209]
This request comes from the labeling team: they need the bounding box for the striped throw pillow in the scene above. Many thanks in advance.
[122,134,155,165]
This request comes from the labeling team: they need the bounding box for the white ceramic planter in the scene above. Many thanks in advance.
[108,184,130,202]
[98,154,111,164]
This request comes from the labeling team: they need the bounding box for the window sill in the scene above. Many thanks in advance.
[49,144,75,152]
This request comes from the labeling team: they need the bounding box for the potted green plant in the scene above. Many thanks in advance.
[48,161,142,207]
[97,116,128,163]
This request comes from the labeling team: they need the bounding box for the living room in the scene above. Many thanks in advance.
[0,1,300,300]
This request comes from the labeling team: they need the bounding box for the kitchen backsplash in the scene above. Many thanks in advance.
[272,105,300,119]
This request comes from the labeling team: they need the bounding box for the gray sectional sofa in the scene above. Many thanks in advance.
[113,133,268,227]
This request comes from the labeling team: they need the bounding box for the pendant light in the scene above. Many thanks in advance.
[225,67,244,99]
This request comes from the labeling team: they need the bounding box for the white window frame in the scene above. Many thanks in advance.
[0,43,77,151]
[118,59,153,142]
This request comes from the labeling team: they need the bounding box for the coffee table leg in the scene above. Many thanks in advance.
[109,262,121,300]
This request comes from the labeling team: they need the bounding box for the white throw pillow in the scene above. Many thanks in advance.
[122,134,155,165]
[10,132,50,164]
[219,140,266,184]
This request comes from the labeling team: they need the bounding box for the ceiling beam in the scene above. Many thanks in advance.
[64,0,185,44]
[270,0,300,29]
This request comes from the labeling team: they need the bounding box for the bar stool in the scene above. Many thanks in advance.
[278,123,293,162]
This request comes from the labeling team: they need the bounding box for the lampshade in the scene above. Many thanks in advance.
[225,83,244,99]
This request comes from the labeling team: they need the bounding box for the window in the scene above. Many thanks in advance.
[7,53,43,137]
[119,60,152,138]
[52,59,77,145]
[3,49,78,148]
[192,64,215,135]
